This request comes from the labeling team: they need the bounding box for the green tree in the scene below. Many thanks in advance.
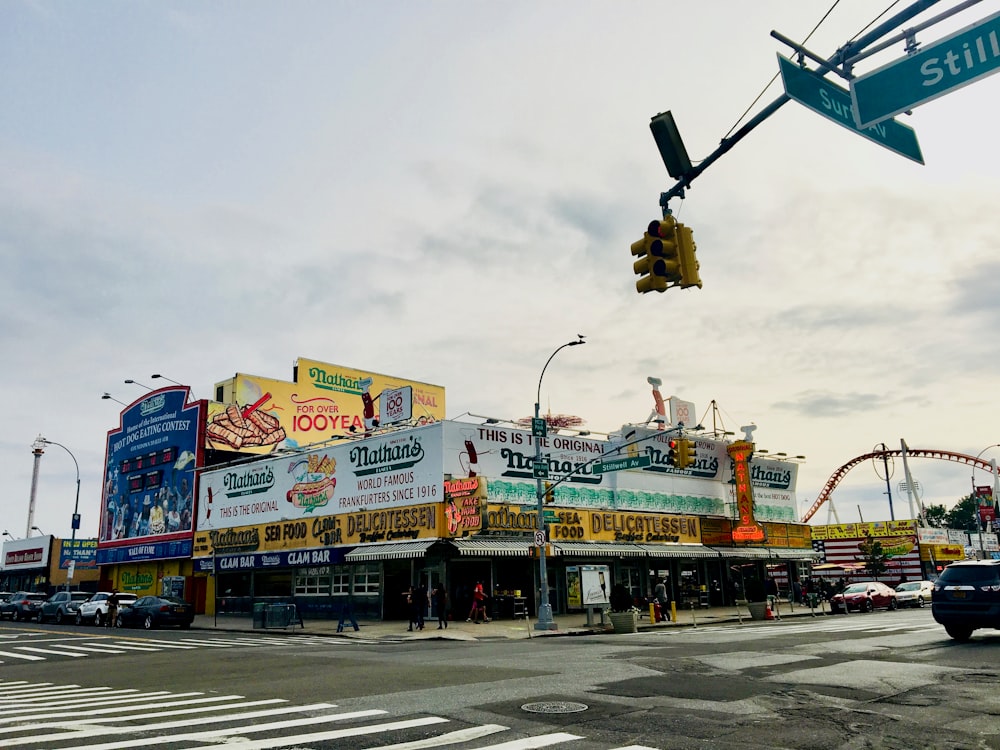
[923,503,948,528]
[858,534,889,578]
[944,494,981,532]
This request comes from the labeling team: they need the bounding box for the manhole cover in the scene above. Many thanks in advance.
[521,701,589,714]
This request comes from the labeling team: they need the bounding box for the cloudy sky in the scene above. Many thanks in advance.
[3,1,999,541]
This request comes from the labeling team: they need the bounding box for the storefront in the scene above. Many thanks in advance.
[1,535,52,592]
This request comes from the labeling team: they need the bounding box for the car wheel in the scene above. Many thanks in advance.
[115,614,123,628]
[945,624,973,642]
[888,599,897,611]
[917,597,926,608]
[35,612,43,623]
[13,611,20,622]
[863,599,874,613]
[143,614,154,630]
[94,611,103,627]
[180,622,191,629]
[55,610,64,625]
[75,611,83,626]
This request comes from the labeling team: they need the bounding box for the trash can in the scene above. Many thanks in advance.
[747,601,768,621]
[252,602,266,629]
[807,593,820,609]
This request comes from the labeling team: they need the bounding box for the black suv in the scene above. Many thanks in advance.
[931,559,1000,641]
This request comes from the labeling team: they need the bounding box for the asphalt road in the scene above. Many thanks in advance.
[1,608,998,749]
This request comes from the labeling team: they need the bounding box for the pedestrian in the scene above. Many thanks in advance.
[107,589,120,629]
[467,581,488,623]
[433,584,449,629]
[414,581,427,630]
[405,586,417,632]
[654,578,670,622]
[791,579,803,605]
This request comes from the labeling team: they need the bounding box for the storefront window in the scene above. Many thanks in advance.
[332,566,350,595]
[295,566,331,596]
[353,564,380,595]
[255,571,292,598]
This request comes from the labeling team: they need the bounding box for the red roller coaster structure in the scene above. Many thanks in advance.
[802,449,996,523]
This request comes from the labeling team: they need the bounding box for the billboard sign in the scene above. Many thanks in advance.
[2,536,51,571]
[98,387,204,564]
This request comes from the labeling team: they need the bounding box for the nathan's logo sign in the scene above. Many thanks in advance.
[350,434,424,476]
[140,393,166,417]
[208,527,261,553]
[750,464,793,489]
[498,448,601,485]
[309,366,367,396]
[641,441,719,478]
[223,465,275,498]
[121,570,154,591]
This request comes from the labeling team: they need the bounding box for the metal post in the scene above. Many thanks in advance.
[27,436,46,539]
[39,438,81,590]
[533,337,585,631]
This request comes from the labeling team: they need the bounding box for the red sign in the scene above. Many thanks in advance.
[728,441,766,543]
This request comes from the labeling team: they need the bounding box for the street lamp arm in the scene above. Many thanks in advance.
[536,337,586,410]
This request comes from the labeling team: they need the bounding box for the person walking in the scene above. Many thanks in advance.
[467,581,488,623]
[654,578,671,622]
[414,582,427,630]
[433,584,449,629]
[106,590,120,629]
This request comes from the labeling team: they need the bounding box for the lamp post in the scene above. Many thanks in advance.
[39,438,81,589]
[533,335,586,631]
[151,374,183,386]
[31,526,46,536]
[124,379,152,390]
[102,393,127,406]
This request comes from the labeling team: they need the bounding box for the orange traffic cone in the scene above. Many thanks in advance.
[764,603,774,620]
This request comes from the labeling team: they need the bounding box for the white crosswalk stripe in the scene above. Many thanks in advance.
[665,614,941,639]
[0,632,360,663]
[0,679,661,750]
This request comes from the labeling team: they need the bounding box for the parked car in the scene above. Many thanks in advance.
[830,581,898,613]
[75,592,138,626]
[116,595,194,630]
[895,580,934,608]
[37,591,92,624]
[0,591,47,621]
[931,559,1000,641]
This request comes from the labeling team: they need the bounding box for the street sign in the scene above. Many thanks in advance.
[531,417,547,438]
[533,530,546,546]
[542,510,559,523]
[595,455,652,473]
[777,54,924,164]
[532,460,549,479]
[851,10,1000,129]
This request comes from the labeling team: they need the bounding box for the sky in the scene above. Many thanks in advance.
[3,1,1000,542]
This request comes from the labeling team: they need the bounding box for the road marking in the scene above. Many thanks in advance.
[372,724,508,749]
[56,644,130,654]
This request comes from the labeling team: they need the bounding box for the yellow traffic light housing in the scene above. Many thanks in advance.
[543,481,555,503]
[667,439,680,467]
[676,223,702,289]
[677,439,698,469]
[632,217,681,294]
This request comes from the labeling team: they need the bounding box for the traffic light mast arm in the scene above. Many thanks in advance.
[544,424,686,494]
[657,0,940,214]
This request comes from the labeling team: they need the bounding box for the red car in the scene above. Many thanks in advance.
[830,581,898,613]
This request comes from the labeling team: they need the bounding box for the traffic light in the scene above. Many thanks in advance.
[677,439,698,469]
[676,223,702,289]
[632,218,681,294]
[543,481,555,503]
[667,439,680,467]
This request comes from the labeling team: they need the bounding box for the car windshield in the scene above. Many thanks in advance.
[939,565,1000,586]
[897,583,919,591]
[71,592,90,601]
[843,584,868,594]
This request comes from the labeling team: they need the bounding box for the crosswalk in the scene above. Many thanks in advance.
[663,612,942,640]
[0,633,368,664]
[0,679,659,749]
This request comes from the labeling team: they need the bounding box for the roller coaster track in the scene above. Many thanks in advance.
[801,449,996,523]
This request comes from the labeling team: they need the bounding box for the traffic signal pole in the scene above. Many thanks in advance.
[657,0,941,215]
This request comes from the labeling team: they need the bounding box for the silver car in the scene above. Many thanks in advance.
[895,580,933,608]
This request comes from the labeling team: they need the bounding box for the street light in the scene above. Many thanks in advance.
[533,335,586,631]
[124,379,152,390]
[39,438,81,589]
[151,374,184,386]
[2,531,15,540]
[102,393,127,406]
[30,526,46,536]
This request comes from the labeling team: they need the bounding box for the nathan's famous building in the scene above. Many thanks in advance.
[97,356,817,621]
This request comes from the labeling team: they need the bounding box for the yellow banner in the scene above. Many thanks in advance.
[193,502,444,555]
[811,520,917,540]
[207,360,445,454]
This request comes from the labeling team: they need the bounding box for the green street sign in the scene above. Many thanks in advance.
[532,460,549,479]
[542,511,559,523]
[531,418,547,438]
[595,455,652,474]
[777,54,924,165]
[851,10,1000,129]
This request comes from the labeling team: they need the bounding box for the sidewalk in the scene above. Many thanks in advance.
[191,599,829,642]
